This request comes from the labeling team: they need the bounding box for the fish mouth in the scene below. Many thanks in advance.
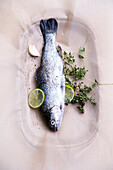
[49,119,60,131]
[43,106,63,131]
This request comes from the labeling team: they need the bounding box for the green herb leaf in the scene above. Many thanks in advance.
[57,44,98,114]
[78,54,84,59]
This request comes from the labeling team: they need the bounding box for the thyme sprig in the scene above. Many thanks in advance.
[57,45,98,113]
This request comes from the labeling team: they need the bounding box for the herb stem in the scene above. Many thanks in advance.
[64,60,74,69]
[83,34,90,48]
[85,75,96,83]
[84,76,113,86]
[62,55,74,70]
[83,58,85,67]
[98,83,113,85]
[59,54,73,69]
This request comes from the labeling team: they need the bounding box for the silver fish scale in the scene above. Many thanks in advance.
[40,47,64,112]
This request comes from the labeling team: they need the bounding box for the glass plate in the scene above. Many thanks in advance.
[18,17,100,148]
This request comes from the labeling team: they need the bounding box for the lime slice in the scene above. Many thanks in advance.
[28,88,45,108]
[65,85,74,102]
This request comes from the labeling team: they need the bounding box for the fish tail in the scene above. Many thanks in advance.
[40,18,58,37]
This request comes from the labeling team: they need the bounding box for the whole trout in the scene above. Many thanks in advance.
[35,18,65,131]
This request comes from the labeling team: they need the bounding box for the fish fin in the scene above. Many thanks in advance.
[40,18,58,36]
[56,45,62,57]
[35,67,40,87]
[61,73,65,112]
[56,45,62,53]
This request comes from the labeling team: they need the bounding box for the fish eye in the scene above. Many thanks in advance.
[51,119,55,125]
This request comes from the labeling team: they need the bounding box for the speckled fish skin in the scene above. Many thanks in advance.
[35,18,65,131]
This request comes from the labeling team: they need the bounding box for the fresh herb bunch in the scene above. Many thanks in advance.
[57,45,98,113]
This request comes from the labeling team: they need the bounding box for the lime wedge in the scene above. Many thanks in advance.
[65,85,74,102]
[28,88,45,108]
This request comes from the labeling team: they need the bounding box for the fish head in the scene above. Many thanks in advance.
[49,106,62,131]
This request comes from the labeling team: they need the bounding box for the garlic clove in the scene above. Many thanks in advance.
[28,44,39,57]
